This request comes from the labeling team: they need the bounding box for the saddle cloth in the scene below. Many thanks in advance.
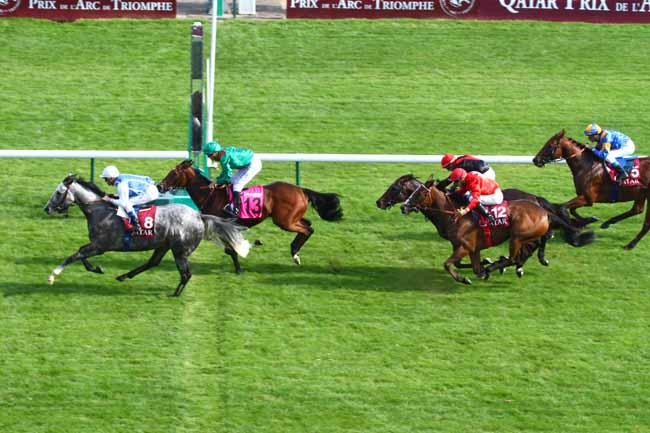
[606,157,642,187]
[227,185,264,219]
[117,206,157,238]
[474,201,510,248]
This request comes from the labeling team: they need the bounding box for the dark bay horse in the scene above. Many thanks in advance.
[400,178,582,283]
[44,175,250,296]
[158,160,343,272]
[533,129,650,249]
[376,173,594,247]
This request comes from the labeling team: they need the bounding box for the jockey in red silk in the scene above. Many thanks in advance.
[449,168,503,224]
[438,153,496,190]
[204,140,263,217]
[584,123,635,185]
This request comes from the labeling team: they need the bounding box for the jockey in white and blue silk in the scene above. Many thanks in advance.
[100,165,159,231]
[584,123,635,184]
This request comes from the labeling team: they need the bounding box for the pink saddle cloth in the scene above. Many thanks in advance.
[228,185,264,219]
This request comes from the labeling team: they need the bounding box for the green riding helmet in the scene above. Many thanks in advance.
[203,141,222,155]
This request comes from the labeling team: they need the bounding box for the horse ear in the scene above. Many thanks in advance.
[426,175,434,183]
[559,129,565,138]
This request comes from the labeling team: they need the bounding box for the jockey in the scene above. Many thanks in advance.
[437,153,496,190]
[449,168,503,224]
[584,123,635,184]
[203,140,262,217]
[100,165,159,232]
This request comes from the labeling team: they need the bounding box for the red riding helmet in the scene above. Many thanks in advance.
[449,168,467,182]
[441,153,456,168]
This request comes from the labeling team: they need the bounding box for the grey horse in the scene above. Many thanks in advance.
[44,175,250,296]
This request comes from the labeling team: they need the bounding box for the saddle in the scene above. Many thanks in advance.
[605,156,641,187]
[117,205,157,238]
[225,185,264,219]
[473,202,510,248]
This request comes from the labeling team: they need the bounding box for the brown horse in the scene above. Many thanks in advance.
[158,160,343,272]
[400,178,579,283]
[376,173,594,247]
[533,129,650,250]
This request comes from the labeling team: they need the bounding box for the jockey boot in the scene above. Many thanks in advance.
[225,191,241,217]
[614,163,629,185]
[128,211,142,232]
[476,203,496,225]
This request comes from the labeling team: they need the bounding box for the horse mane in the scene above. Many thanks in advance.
[67,174,107,197]
[566,136,589,150]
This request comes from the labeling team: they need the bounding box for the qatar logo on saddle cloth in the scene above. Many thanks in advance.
[117,206,157,238]
[607,157,642,187]
[475,201,510,248]
[227,185,264,219]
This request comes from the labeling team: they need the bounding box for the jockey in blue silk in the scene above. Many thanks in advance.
[100,165,160,231]
[584,123,635,184]
[203,140,263,217]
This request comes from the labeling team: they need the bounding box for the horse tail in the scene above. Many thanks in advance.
[302,189,344,221]
[200,214,251,257]
[547,213,595,247]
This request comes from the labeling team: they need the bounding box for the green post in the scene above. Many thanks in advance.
[295,161,301,186]
[90,158,95,183]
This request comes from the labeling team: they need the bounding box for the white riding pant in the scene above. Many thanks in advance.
[113,184,159,214]
[478,188,504,206]
[231,155,262,192]
[478,167,496,180]
[605,139,635,164]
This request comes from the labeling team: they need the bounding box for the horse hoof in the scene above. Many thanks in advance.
[293,254,301,265]
[516,268,524,278]
[624,243,637,251]
[95,266,104,274]
[254,239,263,246]
[600,222,610,230]
[540,259,549,266]
[462,277,472,285]
[47,275,55,285]
[480,272,490,281]
[116,275,127,282]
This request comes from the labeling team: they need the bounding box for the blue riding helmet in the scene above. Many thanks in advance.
[584,123,602,137]
[203,141,222,155]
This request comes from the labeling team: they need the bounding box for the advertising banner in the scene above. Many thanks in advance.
[482,0,650,22]
[288,0,650,22]
[287,0,478,19]
[0,0,176,20]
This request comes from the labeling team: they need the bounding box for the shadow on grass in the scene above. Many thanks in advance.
[225,262,519,294]
[0,280,172,298]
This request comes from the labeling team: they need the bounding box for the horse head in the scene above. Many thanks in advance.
[44,175,78,215]
[400,180,433,215]
[158,160,195,192]
[533,129,567,167]
[376,174,422,209]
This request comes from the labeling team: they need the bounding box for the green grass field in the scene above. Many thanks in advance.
[2,18,650,433]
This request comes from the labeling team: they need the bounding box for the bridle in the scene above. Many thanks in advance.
[538,136,586,165]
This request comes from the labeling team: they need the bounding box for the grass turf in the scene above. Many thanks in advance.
[1,18,650,433]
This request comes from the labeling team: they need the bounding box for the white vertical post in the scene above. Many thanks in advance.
[206,0,217,143]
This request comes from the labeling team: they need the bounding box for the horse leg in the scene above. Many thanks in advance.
[444,246,472,285]
[624,192,650,250]
[563,195,597,227]
[171,249,192,297]
[48,243,104,284]
[537,234,550,266]
[116,246,169,282]
[470,250,488,280]
[225,246,243,274]
[288,219,314,265]
[81,258,104,274]
[601,197,646,229]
